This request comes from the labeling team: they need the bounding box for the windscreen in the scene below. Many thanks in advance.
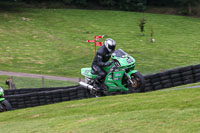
[113,49,128,58]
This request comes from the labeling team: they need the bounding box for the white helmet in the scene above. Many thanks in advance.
[104,38,116,52]
[0,87,4,96]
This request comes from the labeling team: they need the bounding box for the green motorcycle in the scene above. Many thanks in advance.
[79,49,145,97]
[0,87,12,112]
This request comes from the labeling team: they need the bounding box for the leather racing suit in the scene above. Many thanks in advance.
[91,45,112,82]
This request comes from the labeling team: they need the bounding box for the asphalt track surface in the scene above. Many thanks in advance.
[0,70,79,82]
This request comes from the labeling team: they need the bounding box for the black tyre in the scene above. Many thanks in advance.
[152,81,161,87]
[194,69,200,73]
[180,66,192,72]
[128,72,146,92]
[193,64,200,69]
[161,79,171,84]
[173,81,183,86]
[181,71,193,76]
[160,75,170,80]
[151,78,160,83]
[163,83,173,88]
[145,86,153,92]
[170,68,180,74]
[145,83,152,87]
[170,73,181,79]
[0,100,12,112]
[154,85,163,90]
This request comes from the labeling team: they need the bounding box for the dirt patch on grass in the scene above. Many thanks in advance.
[77,117,95,123]
[29,114,44,119]
[65,103,85,108]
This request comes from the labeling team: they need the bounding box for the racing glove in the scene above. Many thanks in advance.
[104,62,112,66]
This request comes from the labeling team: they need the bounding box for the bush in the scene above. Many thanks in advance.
[117,0,147,11]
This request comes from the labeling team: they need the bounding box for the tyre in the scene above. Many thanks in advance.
[180,66,192,72]
[182,75,194,81]
[194,73,200,77]
[154,85,163,90]
[144,74,154,80]
[0,100,12,112]
[128,72,146,92]
[145,86,153,92]
[193,64,200,69]
[170,68,180,74]
[163,83,173,88]
[170,73,181,79]
[151,73,160,79]
[145,83,152,87]
[173,81,183,86]
[172,77,182,82]
[181,71,193,76]
[152,81,161,87]
[194,69,200,73]
[195,76,200,82]
[151,78,160,83]
[184,79,194,84]
[161,79,171,85]
[144,79,151,84]
[159,71,170,77]
[160,75,170,80]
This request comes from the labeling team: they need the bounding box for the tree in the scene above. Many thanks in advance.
[175,0,200,15]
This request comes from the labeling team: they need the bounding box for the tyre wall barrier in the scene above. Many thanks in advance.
[4,64,200,110]
[4,86,78,96]
[5,86,91,110]
[144,64,200,92]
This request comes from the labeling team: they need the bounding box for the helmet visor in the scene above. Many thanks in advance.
[108,45,115,52]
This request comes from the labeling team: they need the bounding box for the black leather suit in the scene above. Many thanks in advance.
[92,45,112,82]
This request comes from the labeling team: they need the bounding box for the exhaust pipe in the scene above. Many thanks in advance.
[79,81,96,90]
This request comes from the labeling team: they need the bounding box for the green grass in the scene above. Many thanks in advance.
[0,8,200,77]
[0,85,200,133]
[0,75,9,89]
[0,75,77,89]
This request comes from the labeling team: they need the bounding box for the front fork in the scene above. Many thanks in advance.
[125,70,138,86]
[125,72,135,86]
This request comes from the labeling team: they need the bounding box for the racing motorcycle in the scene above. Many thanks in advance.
[0,87,12,112]
[79,49,145,97]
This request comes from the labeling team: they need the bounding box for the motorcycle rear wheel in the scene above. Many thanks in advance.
[0,100,12,112]
[128,72,145,93]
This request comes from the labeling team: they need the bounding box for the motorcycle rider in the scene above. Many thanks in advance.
[91,38,116,85]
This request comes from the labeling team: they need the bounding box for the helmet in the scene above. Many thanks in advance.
[0,87,4,96]
[104,38,116,52]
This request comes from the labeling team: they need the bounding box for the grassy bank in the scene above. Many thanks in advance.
[0,8,200,77]
[0,85,199,133]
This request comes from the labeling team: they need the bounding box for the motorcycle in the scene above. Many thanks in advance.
[79,49,146,97]
[0,87,12,112]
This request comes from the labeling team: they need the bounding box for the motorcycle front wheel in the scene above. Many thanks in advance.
[0,100,12,112]
[128,72,145,93]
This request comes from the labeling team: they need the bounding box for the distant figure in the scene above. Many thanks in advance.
[5,78,16,89]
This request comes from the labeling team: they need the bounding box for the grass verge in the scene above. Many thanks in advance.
[0,84,199,133]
